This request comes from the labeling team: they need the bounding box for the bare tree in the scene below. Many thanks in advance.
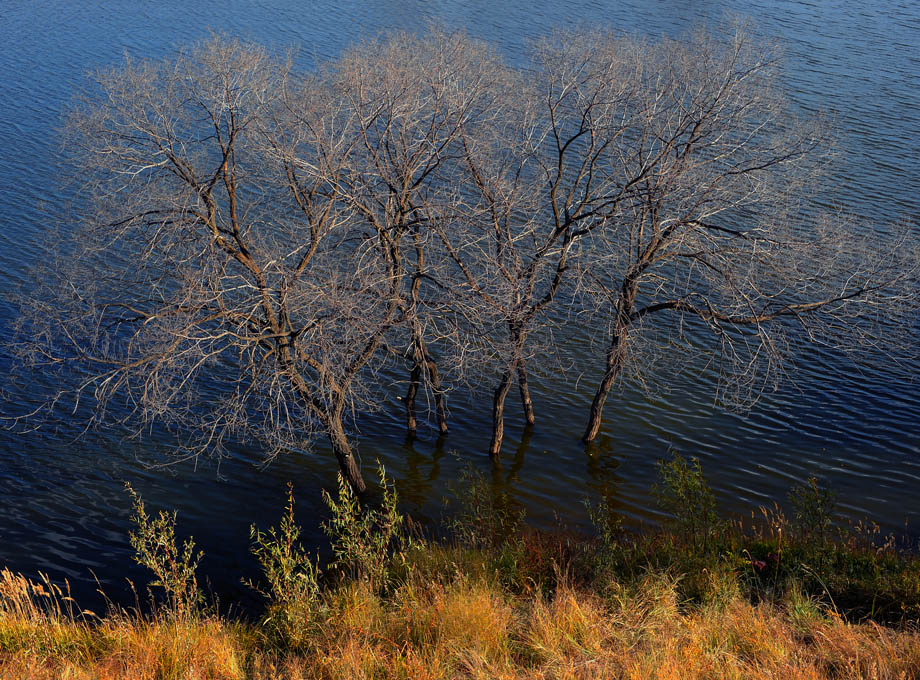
[437,93,555,457]
[562,27,920,442]
[440,30,656,457]
[326,29,508,439]
[435,24,916,455]
[8,26,916,488]
[13,37,400,493]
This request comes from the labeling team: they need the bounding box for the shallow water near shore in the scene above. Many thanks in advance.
[0,0,917,609]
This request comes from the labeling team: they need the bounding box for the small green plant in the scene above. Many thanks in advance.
[784,581,827,631]
[700,561,742,612]
[447,465,530,589]
[248,483,320,648]
[449,464,524,551]
[126,484,202,619]
[653,452,719,544]
[249,483,320,607]
[585,497,623,574]
[586,498,622,551]
[322,463,407,592]
[788,476,837,541]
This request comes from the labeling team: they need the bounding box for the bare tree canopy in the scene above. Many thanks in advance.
[7,26,918,492]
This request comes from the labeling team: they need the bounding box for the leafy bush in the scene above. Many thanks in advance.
[585,497,624,577]
[653,452,720,545]
[586,497,622,553]
[126,484,201,619]
[788,476,837,541]
[446,465,537,589]
[247,483,320,647]
[322,463,409,592]
[449,464,524,551]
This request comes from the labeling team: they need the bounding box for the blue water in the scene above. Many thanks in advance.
[0,0,917,608]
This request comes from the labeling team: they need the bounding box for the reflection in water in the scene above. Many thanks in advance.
[492,425,532,491]
[395,434,446,520]
[584,438,632,527]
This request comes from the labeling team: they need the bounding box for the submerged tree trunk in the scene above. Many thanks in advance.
[405,360,422,437]
[284,354,367,493]
[328,413,367,494]
[424,352,449,435]
[405,222,449,436]
[489,369,514,457]
[583,327,627,443]
[584,275,638,443]
[404,335,449,437]
[517,362,536,426]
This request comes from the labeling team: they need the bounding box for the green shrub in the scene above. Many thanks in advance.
[585,497,624,576]
[449,464,523,551]
[247,483,320,647]
[788,476,837,541]
[447,465,533,589]
[653,452,719,545]
[126,484,201,619]
[322,463,408,592]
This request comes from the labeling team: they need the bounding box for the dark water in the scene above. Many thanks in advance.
[0,0,918,608]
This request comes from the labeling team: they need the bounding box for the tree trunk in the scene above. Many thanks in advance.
[284,360,367,493]
[405,360,421,437]
[424,353,449,435]
[517,362,536,426]
[405,232,449,436]
[582,330,625,443]
[489,369,514,458]
[328,414,367,494]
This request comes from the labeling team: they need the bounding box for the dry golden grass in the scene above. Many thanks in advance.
[7,455,920,677]
[2,563,920,679]
[0,567,249,680]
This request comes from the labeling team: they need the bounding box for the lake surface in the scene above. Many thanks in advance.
[0,0,918,609]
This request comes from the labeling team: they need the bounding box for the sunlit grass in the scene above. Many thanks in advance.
[3,548,919,679]
[2,460,919,678]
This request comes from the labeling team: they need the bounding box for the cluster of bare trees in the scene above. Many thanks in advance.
[10,26,917,493]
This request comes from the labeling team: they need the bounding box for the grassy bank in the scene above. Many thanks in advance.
[2,456,919,679]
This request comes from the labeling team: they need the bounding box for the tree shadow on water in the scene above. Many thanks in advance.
[491,424,532,492]
[584,434,630,526]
